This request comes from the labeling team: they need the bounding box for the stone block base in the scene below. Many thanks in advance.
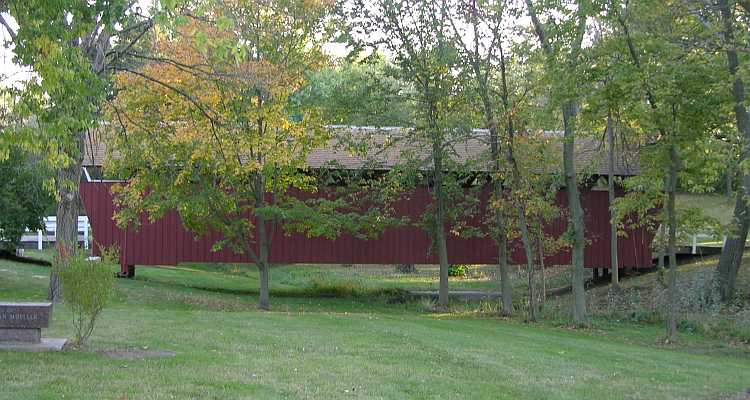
[0,338,67,352]
[0,328,41,343]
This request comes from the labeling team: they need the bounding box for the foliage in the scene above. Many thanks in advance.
[1,0,161,301]
[583,263,749,343]
[448,264,468,278]
[344,0,478,307]
[0,147,54,251]
[1,0,159,185]
[105,0,377,309]
[290,56,416,126]
[57,247,117,346]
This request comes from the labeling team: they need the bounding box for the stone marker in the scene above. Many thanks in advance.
[0,302,66,351]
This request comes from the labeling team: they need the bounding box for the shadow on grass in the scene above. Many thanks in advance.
[0,250,51,266]
[132,273,411,301]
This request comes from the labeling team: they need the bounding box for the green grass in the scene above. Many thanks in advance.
[175,261,572,298]
[676,193,735,226]
[1,258,749,399]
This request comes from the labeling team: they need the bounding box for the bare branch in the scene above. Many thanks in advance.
[107,19,154,65]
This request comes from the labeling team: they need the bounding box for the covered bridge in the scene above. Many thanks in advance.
[79,127,654,277]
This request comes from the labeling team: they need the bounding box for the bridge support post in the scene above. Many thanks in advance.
[117,264,135,279]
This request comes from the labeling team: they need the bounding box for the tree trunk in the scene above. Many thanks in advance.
[253,163,273,311]
[717,189,749,301]
[538,230,546,304]
[49,134,84,303]
[666,144,679,343]
[258,261,270,310]
[726,162,733,199]
[433,140,450,308]
[716,0,750,302]
[486,101,511,316]
[563,103,587,326]
[424,89,450,308]
[658,223,666,271]
[257,219,271,311]
[527,239,537,322]
[514,203,536,321]
[607,112,619,288]
[505,124,537,321]
[525,0,587,325]
[498,230,513,316]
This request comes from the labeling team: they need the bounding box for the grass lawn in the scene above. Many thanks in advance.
[676,193,735,225]
[1,256,749,399]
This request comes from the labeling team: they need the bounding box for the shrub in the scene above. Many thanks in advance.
[418,297,441,312]
[57,249,116,346]
[448,264,468,277]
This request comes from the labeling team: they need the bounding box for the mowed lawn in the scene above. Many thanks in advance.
[1,258,749,399]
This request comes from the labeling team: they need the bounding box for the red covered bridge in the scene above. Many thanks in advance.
[80,127,654,276]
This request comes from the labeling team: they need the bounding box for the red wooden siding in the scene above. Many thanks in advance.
[79,182,655,270]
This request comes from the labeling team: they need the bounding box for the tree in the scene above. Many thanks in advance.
[0,146,54,252]
[1,0,157,301]
[706,0,750,302]
[605,0,728,342]
[290,56,416,127]
[108,0,336,310]
[576,20,643,290]
[444,0,515,315]
[346,0,470,308]
[525,0,590,326]
[446,0,568,319]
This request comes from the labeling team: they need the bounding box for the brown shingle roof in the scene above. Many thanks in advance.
[83,126,638,176]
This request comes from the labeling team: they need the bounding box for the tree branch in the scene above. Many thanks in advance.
[114,66,230,165]
[0,13,16,41]
[525,0,552,55]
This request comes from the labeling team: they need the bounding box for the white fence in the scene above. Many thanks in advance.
[19,216,90,250]
[689,233,726,254]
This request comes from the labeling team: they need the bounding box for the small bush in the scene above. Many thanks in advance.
[448,264,468,277]
[418,297,441,312]
[58,250,116,346]
[476,299,501,316]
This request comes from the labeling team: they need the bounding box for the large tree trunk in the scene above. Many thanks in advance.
[487,106,512,316]
[49,134,84,303]
[717,185,750,301]
[607,112,619,288]
[665,144,679,343]
[563,103,588,325]
[716,0,750,302]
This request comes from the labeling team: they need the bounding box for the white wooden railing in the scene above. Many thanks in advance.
[19,216,89,250]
